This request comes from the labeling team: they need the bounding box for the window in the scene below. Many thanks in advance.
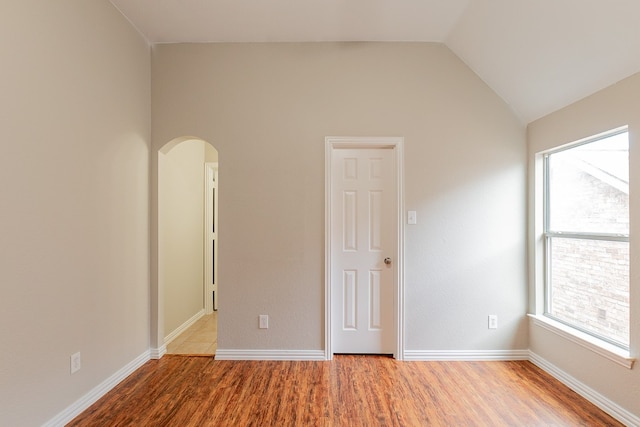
[543,127,629,349]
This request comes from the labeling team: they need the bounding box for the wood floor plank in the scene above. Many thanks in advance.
[67,355,623,426]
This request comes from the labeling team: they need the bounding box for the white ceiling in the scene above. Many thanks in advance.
[110,0,640,123]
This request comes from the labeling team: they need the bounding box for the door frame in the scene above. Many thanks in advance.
[325,136,405,361]
[204,162,218,314]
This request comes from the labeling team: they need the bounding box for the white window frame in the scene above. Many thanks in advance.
[531,126,634,369]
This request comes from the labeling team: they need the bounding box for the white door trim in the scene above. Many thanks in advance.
[204,162,218,314]
[325,136,405,360]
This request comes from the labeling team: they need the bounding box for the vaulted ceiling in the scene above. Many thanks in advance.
[110,0,640,123]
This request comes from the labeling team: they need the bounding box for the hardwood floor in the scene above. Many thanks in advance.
[68,355,623,426]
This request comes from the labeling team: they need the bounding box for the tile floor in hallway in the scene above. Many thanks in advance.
[166,312,217,355]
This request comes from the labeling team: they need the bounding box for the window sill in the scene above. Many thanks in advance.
[528,314,635,369]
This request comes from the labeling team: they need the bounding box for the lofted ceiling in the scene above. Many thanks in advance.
[110,0,640,123]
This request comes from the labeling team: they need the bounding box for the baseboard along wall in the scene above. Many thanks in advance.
[43,350,151,427]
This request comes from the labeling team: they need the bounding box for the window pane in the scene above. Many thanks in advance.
[548,132,628,234]
[548,237,629,346]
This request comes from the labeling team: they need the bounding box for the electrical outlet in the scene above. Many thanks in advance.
[488,315,498,329]
[70,352,81,374]
[259,315,269,329]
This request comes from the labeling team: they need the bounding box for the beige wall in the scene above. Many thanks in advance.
[151,43,527,352]
[528,72,640,417]
[159,139,206,336]
[0,1,150,425]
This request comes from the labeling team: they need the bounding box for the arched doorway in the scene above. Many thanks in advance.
[153,137,219,356]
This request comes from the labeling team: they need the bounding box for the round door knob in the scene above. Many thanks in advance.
[384,257,392,265]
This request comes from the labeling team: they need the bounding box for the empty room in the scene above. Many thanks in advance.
[1,1,638,426]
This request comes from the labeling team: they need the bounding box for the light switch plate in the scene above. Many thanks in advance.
[407,210,417,225]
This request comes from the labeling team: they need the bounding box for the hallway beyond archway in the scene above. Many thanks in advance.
[155,137,219,357]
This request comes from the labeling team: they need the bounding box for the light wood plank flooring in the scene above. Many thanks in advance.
[166,312,217,355]
[68,355,623,426]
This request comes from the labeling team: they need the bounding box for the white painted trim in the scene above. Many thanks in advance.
[325,136,405,361]
[149,345,167,360]
[204,162,219,314]
[43,350,151,427]
[529,351,640,426]
[403,350,530,361]
[529,314,634,369]
[164,309,205,345]
[395,141,405,361]
[215,349,326,361]
[324,139,332,361]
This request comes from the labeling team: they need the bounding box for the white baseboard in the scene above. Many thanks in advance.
[215,349,326,361]
[43,350,150,427]
[215,349,530,362]
[164,309,205,345]
[149,345,166,360]
[529,351,640,427]
[403,349,530,361]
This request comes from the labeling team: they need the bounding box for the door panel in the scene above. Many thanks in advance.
[331,148,396,354]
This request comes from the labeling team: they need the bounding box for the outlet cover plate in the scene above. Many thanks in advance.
[70,352,81,374]
[259,315,269,329]
[488,315,498,329]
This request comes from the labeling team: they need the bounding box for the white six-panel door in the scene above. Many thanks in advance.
[330,146,397,354]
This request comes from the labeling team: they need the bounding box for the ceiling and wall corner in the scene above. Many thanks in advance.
[110,0,640,124]
[445,0,640,123]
